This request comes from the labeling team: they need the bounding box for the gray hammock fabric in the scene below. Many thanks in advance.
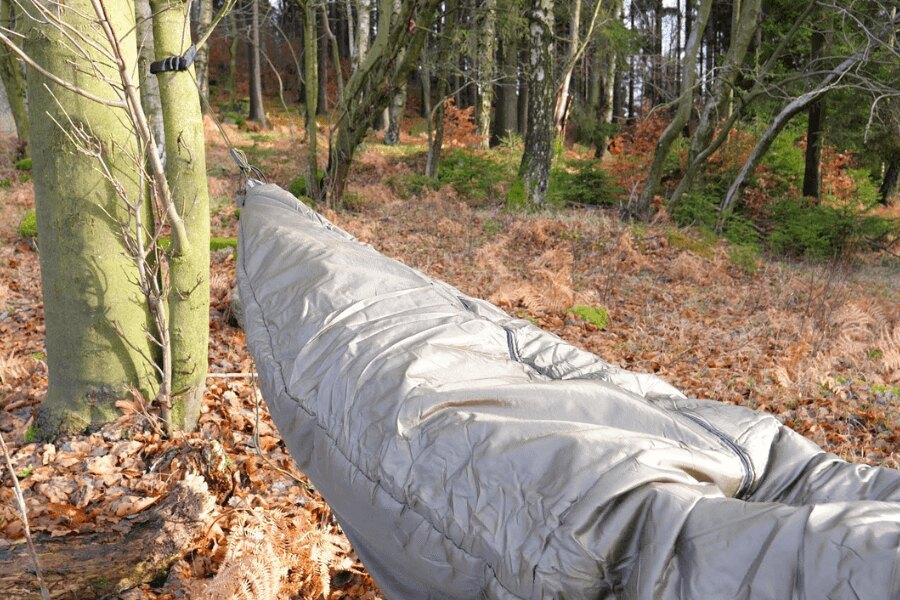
[237,183,900,599]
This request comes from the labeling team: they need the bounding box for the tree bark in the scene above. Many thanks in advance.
[517,50,529,134]
[327,0,441,206]
[301,0,321,199]
[193,0,213,112]
[0,475,215,599]
[628,0,713,220]
[317,7,329,114]
[802,28,827,200]
[227,9,239,108]
[668,0,763,207]
[552,0,579,134]
[0,0,28,157]
[151,0,212,432]
[880,156,899,204]
[477,0,496,148]
[135,0,165,166]
[516,0,554,207]
[248,0,269,126]
[24,0,158,437]
[426,0,456,177]
[492,36,517,145]
[356,0,371,69]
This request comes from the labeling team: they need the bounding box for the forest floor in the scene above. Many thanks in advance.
[0,112,897,598]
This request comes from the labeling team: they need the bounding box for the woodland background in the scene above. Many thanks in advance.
[0,0,898,598]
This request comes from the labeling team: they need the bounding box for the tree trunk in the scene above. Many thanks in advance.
[628,0,713,220]
[327,0,441,206]
[150,0,211,433]
[669,0,762,207]
[302,0,321,199]
[248,0,269,126]
[517,51,529,134]
[317,8,329,114]
[802,28,827,200]
[356,0,371,69]
[135,0,165,166]
[193,0,213,111]
[880,156,899,204]
[719,53,862,227]
[227,9,238,108]
[492,36,518,145]
[0,474,215,599]
[552,0,579,134]
[515,0,554,207]
[426,0,456,177]
[0,0,27,157]
[477,0,496,148]
[24,0,158,437]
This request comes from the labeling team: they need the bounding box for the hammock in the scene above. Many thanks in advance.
[237,183,900,599]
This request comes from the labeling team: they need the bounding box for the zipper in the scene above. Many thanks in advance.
[679,410,755,499]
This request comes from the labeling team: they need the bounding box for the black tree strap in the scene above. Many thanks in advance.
[149,44,198,75]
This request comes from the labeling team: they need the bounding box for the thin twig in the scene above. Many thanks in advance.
[0,432,50,600]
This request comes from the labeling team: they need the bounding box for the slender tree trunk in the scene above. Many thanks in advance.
[248,0,269,126]
[344,0,356,65]
[151,0,211,432]
[301,0,321,199]
[802,28,827,200]
[228,9,239,108]
[669,0,762,207]
[25,0,157,437]
[515,0,554,207]
[719,53,862,226]
[356,0,371,69]
[327,0,441,205]
[0,0,28,157]
[477,0,496,148]
[194,0,213,111]
[628,0,713,220]
[492,36,518,145]
[517,51,529,134]
[552,0,580,134]
[317,7,329,114]
[426,0,456,176]
[135,0,165,165]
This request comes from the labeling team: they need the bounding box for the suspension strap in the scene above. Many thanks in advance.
[149,44,197,74]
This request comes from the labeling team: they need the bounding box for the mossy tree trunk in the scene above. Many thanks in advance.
[298,0,321,199]
[0,0,29,157]
[24,0,158,437]
[150,0,211,432]
[515,0,555,207]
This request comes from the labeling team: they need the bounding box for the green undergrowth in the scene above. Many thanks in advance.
[15,157,32,171]
[567,305,609,329]
[549,159,621,207]
[18,209,37,238]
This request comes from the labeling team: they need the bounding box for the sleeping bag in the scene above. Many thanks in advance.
[237,183,900,599]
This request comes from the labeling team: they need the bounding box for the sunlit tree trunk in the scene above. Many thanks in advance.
[552,0,579,133]
[515,0,554,207]
[25,0,158,437]
[0,0,28,157]
[193,0,213,111]
[669,0,762,207]
[150,0,211,432]
[135,0,165,165]
[426,0,456,177]
[477,0,496,148]
[300,0,321,199]
[627,0,712,220]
